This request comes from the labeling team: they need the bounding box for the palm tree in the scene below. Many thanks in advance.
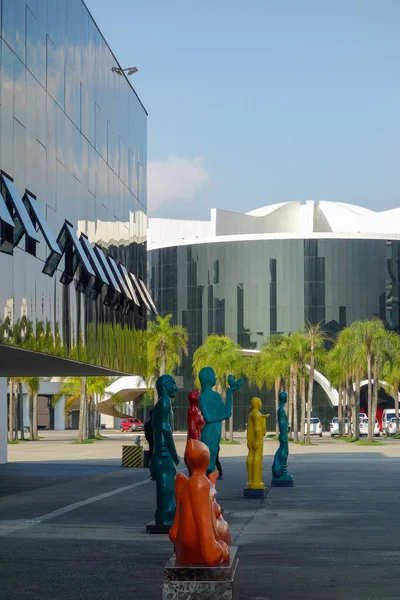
[349,319,387,441]
[382,333,400,434]
[193,335,243,442]
[54,377,112,441]
[325,337,353,437]
[147,314,188,392]
[54,377,87,441]
[370,329,397,440]
[21,377,40,440]
[287,332,312,442]
[304,321,327,444]
[246,335,291,436]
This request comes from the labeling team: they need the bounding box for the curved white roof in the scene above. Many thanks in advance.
[148,201,400,249]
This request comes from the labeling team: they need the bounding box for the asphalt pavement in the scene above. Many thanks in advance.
[1,444,400,599]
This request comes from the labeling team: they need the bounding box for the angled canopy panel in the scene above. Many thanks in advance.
[107,255,133,301]
[0,189,15,256]
[80,234,109,286]
[119,263,140,306]
[129,271,151,311]
[94,245,122,293]
[42,220,96,294]
[23,192,62,256]
[138,279,158,314]
[1,173,41,246]
[0,191,15,228]
[93,245,124,309]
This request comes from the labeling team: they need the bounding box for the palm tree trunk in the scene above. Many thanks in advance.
[370,356,379,442]
[14,381,18,440]
[354,369,360,440]
[292,368,298,442]
[8,378,14,441]
[95,394,100,438]
[217,381,226,441]
[367,350,372,436]
[33,392,38,440]
[229,411,234,442]
[349,380,356,439]
[288,365,293,439]
[89,398,96,439]
[78,377,87,442]
[87,398,92,439]
[338,384,343,436]
[29,392,34,441]
[395,382,399,436]
[300,371,306,442]
[306,344,315,444]
[160,340,166,376]
[275,377,281,436]
[19,382,24,440]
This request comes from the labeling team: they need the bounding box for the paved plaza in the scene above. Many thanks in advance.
[1,434,400,599]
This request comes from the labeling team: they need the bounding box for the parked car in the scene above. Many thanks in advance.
[330,417,348,437]
[386,417,399,436]
[305,417,323,437]
[383,410,396,432]
[359,417,380,437]
[120,418,144,432]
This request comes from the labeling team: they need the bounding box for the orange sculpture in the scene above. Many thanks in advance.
[169,439,231,566]
[184,390,205,477]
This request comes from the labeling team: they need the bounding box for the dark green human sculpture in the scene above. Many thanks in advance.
[271,391,294,486]
[150,375,180,525]
[199,367,244,475]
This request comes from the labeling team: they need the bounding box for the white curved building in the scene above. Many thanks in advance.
[148,200,400,430]
[149,200,400,246]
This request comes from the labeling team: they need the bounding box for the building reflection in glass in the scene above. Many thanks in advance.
[0,0,148,373]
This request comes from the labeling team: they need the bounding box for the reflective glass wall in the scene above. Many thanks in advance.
[0,0,147,372]
[149,238,400,429]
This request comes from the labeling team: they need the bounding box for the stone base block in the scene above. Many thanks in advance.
[244,487,265,499]
[271,476,294,487]
[146,521,171,534]
[163,546,239,600]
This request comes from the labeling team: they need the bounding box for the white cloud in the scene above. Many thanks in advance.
[147,156,210,213]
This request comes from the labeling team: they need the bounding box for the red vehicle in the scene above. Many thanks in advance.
[120,418,144,432]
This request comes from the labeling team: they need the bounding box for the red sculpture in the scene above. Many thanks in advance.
[169,439,231,566]
[184,390,205,476]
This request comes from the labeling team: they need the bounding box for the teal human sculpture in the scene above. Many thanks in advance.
[271,391,293,485]
[199,367,244,475]
[150,374,180,525]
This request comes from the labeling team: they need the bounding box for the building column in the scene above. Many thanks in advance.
[53,395,66,430]
[0,377,8,464]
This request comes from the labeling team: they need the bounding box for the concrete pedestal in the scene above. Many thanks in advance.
[162,546,239,600]
[244,487,265,499]
[146,521,171,534]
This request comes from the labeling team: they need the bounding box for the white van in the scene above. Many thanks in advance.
[383,409,396,432]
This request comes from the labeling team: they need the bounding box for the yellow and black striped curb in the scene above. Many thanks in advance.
[122,445,144,467]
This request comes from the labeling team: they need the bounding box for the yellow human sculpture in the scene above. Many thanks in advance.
[246,397,269,489]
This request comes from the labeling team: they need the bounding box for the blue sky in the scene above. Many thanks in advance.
[85,0,400,219]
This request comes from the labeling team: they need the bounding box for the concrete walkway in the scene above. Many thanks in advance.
[1,446,400,599]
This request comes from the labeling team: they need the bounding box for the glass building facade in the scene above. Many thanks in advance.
[0,0,149,374]
[149,237,400,429]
